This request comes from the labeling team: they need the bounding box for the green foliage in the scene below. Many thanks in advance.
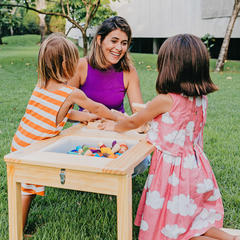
[201,33,215,51]
[0,0,118,54]
[60,0,117,29]
[22,10,40,34]
[91,1,117,26]
[0,3,12,27]
[49,16,66,34]
[0,2,21,38]
[9,11,21,29]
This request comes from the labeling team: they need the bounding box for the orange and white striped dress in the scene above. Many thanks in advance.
[11,85,74,196]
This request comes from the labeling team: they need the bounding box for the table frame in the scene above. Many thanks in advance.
[5,124,154,240]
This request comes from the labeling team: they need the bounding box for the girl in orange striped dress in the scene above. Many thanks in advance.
[11,34,124,231]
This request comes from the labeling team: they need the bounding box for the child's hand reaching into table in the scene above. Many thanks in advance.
[83,110,99,122]
[111,110,127,122]
[98,120,118,131]
[80,109,100,125]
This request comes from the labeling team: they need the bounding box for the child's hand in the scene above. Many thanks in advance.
[98,120,117,131]
[81,109,100,124]
[69,109,100,125]
[111,110,127,122]
[87,113,100,122]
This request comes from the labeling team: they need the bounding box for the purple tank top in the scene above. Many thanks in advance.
[79,62,126,113]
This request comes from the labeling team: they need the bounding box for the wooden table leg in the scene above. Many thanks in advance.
[7,165,23,240]
[117,175,132,240]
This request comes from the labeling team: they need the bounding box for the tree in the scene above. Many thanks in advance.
[0,0,118,55]
[0,0,20,44]
[65,0,117,54]
[215,0,240,72]
[49,15,66,34]
[36,0,46,43]
[0,1,9,44]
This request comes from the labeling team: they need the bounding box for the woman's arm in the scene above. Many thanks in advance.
[124,66,144,114]
[68,58,88,88]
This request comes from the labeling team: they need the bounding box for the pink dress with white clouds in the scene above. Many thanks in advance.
[134,93,224,240]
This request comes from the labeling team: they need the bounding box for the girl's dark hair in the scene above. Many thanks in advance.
[88,16,133,72]
[156,34,218,96]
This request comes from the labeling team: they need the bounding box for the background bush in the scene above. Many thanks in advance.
[49,16,66,34]
[22,11,40,34]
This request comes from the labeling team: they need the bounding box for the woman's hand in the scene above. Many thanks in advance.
[98,120,118,131]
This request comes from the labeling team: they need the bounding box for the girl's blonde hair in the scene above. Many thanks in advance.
[38,33,79,88]
[88,16,133,72]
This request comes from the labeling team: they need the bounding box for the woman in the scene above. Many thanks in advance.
[68,16,150,177]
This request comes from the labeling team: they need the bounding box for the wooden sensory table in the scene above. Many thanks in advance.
[4,123,155,240]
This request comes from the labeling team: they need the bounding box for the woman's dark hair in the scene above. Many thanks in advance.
[156,34,218,96]
[88,16,133,72]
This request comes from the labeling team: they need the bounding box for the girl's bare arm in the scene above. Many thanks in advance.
[99,94,173,132]
[70,88,124,121]
[68,109,99,122]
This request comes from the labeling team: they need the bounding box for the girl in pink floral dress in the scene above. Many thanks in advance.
[99,34,240,240]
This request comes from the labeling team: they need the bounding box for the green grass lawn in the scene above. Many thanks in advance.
[0,35,240,239]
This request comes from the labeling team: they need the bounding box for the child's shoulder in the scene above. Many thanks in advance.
[63,85,75,91]
[34,85,75,98]
[168,93,202,102]
[68,87,87,101]
[152,93,173,105]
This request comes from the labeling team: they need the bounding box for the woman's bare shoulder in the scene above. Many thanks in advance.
[124,64,138,79]
[78,57,88,71]
[68,58,88,87]
[125,64,137,73]
[76,57,88,86]
[123,64,139,87]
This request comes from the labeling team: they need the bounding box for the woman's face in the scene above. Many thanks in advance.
[97,29,128,67]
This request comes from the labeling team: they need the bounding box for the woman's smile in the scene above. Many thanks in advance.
[98,29,128,66]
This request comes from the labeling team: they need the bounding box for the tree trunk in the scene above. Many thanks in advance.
[36,0,46,43]
[0,27,3,44]
[40,23,45,43]
[215,0,240,72]
[0,0,3,44]
[82,30,88,57]
[81,0,100,56]
[10,26,13,36]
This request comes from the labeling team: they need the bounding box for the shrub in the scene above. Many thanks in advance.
[22,11,40,34]
[201,33,215,51]
[49,16,66,34]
